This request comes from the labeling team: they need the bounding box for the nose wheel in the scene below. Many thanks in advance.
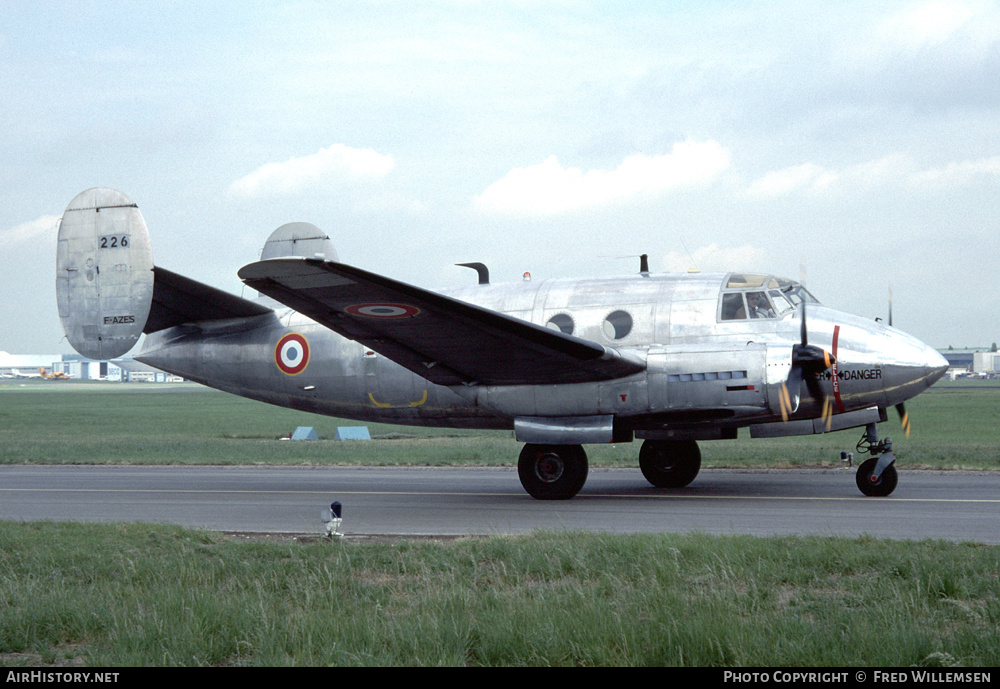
[856,457,898,497]
[854,422,898,497]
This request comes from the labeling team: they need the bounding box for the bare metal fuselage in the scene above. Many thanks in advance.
[136,271,946,441]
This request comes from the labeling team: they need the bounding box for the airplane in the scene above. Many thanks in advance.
[40,367,70,380]
[55,187,948,499]
[12,369,42,379]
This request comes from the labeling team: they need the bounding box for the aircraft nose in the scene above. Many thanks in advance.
[923,344,949,382]
[881,329,948,405]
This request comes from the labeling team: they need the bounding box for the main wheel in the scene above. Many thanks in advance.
[639,439,701,488]
[518,444,588,500]
[856,457,898,497]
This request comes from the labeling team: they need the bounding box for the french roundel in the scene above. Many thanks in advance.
[275,333,310,375]
[344,303,421,319]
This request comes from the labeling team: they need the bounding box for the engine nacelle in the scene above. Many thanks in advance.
[56,188,154,360]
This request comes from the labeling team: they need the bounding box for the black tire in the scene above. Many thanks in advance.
[639,439,701,488]
[856,457,898,497]
[518,444,588,500]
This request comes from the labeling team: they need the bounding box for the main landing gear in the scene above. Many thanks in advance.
[517,438,704,499]
[518,444,589,500]
[638,439,702,488]
[854,422,898,497]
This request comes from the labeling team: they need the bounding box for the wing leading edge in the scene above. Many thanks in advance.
[238,258,646,386]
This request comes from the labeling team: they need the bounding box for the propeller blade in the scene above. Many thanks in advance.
[888,283,893,328]
[779,368,803,422]
[782,302,836,427]
[800,301,808,345]
[896,402,910,437]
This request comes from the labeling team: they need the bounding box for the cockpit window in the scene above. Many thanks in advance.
[721,293,745,321]
[720,274,818,321]
[726,274,768,289]
[769,278,818,306]
[745,291,775,318]
[768,290,794,313]
[722,291,777,320]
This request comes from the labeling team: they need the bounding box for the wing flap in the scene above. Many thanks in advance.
[238,258,645,386]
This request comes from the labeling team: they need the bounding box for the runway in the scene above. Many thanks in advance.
[2,465,999,543]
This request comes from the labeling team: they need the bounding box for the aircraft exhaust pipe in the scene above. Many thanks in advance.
[55,188,154,360]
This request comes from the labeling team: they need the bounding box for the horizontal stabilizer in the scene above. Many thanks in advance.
[239,258,646,386]
[144,267,273,333]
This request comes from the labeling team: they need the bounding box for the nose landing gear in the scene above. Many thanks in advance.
[854,422,898,497]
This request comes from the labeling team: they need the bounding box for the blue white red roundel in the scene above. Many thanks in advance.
[275,333,310,375]
[345,303,421,319]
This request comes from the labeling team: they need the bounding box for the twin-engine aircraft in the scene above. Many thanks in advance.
[56,188,948,499]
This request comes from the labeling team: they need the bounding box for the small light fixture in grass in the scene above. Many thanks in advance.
[322,501,343,540]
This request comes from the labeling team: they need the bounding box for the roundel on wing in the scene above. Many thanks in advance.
[275,333,310,375]
[344,303,421,319]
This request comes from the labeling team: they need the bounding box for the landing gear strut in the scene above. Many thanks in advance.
[854,422,898,497]
[518,444,589,500]
[639,439,702,488]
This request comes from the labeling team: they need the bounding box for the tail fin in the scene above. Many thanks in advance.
[56,188,154,359]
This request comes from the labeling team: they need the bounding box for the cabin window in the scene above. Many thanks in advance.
[602,310,633,340]
[546,314,575,335]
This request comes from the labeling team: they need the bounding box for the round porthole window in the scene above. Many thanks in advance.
[602,310,633,340]
[546,313,575,335]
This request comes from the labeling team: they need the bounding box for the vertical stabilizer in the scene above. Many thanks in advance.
[56,188,154,359]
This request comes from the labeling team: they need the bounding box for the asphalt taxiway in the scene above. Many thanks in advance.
[2,465,998,543]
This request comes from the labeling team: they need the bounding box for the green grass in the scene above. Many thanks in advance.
[1,381,998,469]
[1,522,998,667]
[2,383,998,667]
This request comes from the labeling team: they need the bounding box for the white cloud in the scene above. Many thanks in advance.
[659,243,770,274]
[885,0,981,50]
[473,140,732,215]
[909,156,1000,186]
[841,0,1000,74]
[0,214,61,248]
[746,153,1000,199]
[743,163,837,199]
[229,143,395,198]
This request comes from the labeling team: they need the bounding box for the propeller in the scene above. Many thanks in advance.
[780,303,836,429]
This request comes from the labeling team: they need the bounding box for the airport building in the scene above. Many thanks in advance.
[941,349,1000,379]
[973,352,1000,375]
[1,351,182,382]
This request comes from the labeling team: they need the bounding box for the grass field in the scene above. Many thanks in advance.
[1,380,998,470]
[2,380,998,667]
[1,523,998,667]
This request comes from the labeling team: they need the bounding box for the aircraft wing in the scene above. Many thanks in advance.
[238,258,646,386]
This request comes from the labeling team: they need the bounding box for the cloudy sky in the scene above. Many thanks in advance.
[3,0,999,356]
